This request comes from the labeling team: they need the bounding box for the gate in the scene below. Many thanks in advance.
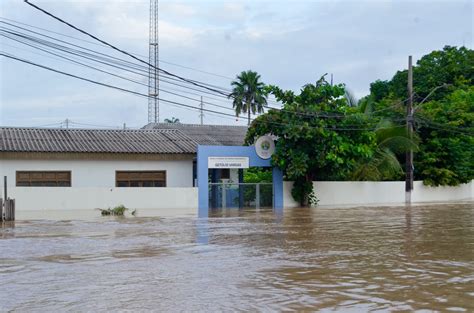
[209,182,273,210]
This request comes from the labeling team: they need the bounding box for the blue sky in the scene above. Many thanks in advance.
[0,0,472,128]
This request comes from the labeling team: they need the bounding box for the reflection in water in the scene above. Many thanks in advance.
[1,204,473,311]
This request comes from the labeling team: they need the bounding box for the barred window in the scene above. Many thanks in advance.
[116,171,166,187]
[16,171,71,187]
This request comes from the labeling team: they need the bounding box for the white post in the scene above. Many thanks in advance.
[256,183,260,211]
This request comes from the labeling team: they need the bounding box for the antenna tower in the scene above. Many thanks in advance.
[148,0,159,123]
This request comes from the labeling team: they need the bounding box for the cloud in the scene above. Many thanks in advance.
[162,3,197,18]
[87,2,201,47]
[1,0,472,128]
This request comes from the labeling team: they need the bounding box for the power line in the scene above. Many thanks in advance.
[2,52,401,132]
[68,121,138,129]
[0,16,235,81]
[0,25,257,106]
[5,22,442,128]
[415,116,474,135]
[23,0,231,96]
[0,18,284,106]
[0,51,239,118]
[1,28,416,123]
[0,28,239,112]
[0,27,151,74]
[0,27,316,118]
[0,22,284,109]
[0,34,406,124]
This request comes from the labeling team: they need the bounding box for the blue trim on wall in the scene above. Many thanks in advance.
[197,145,283,218]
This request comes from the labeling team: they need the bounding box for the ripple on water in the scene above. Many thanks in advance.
[0,203,473,311]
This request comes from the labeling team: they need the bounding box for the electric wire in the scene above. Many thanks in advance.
[23,0,231,96]
[3,17,456,129]
[415,115,474,135]
[2,52,406,131]
[0,16,235,81]
[1,32,435,126]
[0,18,284,106]
[0,24,286,108]
[0,28,237,111]
[0,52,239,118]
[0,25,266,107]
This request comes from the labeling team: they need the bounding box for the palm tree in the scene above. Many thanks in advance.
[352,120,418,181]
[164,117,180,123]
[344,89,359,107]
[229,70,267,125]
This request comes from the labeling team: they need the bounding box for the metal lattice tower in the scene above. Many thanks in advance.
[148,0,159,123]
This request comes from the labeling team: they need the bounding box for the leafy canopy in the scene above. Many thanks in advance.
[246,76,377,205]
[361,46,474,186]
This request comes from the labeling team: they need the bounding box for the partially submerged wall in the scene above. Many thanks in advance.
[8,187,198,218]
[3,180,472,218]
[283,180,474,207]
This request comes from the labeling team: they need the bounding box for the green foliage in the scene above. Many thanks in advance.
[376,46,473,102]
[291,177,318,207]
[246,75,377,206]
[164,117,180,123]
[352,120,418,181]
[242,168,273,207]
[243,167,272,183]
[363,46,474,186]
[229,70,268,125]
[100,204,129,216]
[416,87,474,186]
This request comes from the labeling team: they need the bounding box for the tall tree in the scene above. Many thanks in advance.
[229,70,268,125]
[360,46,474,186]
[246,76,376,206]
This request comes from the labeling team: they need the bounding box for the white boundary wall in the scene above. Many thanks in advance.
[9,187,198,218]
[283,180,474,207]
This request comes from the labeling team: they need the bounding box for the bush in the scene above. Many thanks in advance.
[99,205,129,216]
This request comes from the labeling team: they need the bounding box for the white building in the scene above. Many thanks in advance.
[1,124,471,218]
[0,124,247,216]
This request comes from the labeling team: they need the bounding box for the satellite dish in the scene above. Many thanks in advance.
[255,136,275,159]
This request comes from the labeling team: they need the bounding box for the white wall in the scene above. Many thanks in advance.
[411,181,474,203]
[0,159,193,188]
[284,180,474,207]
[9,187,198,218]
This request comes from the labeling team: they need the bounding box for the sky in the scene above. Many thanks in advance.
[0,0,472,129]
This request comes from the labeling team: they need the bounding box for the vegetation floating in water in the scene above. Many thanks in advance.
[99,205,129,216]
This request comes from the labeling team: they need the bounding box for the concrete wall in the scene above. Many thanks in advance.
[0,159,194,188]
[411,181,474,203]
[284,180,474,207]
[8,187,198,218]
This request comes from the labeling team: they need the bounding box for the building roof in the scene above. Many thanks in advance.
[0,127,198,154]
[0,124,248,155]
[143,123,248,146]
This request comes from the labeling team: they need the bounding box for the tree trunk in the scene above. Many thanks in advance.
[248,108,251,126]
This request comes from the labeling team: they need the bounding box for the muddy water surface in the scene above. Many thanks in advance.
[1,204,474,312]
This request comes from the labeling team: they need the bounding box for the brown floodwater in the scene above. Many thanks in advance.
[1,203,474,312]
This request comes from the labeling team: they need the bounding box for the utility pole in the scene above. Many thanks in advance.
[148,0,159,124]
[64,118,69,129]
[200,96,204,125]
[406,55,414,203]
